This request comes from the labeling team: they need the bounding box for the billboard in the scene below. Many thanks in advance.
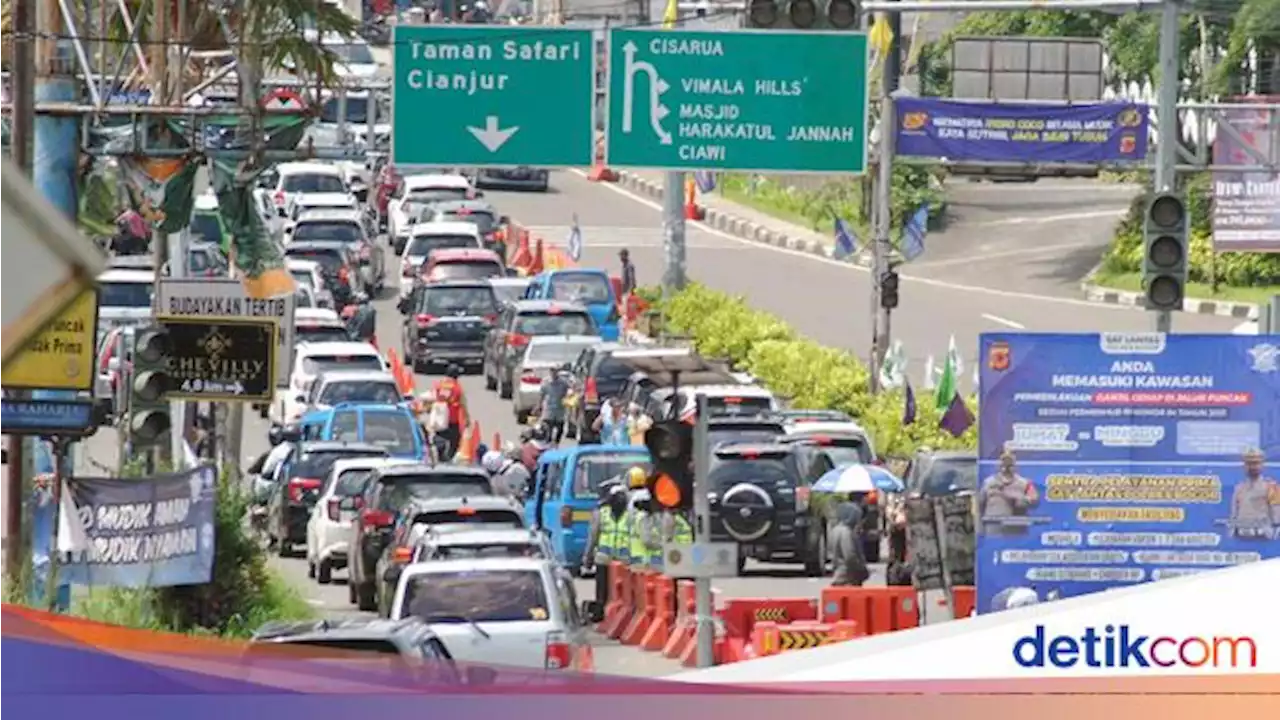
[976,333,1280,614]
[895,98,1149,164]
[950,36,1105,102]
[1212,101,1280,253]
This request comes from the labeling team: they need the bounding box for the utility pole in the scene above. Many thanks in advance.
[151,0,174,468]
[692,393,714,668]
[662,171,689,296]
[1153,0,1180,334]
[869,9,899,394]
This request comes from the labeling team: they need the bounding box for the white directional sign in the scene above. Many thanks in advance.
[157,278,297,386]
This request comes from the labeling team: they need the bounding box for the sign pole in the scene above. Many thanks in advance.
[662,171,688,296]
[45,437,66,612]
[1154,0,1180,334]
[693,392,714,668]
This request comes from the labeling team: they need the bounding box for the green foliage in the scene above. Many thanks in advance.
[1216,0,1280,95]
[648,284,977,457]
[80,171,119,236]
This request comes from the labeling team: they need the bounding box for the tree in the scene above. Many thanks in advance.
[1215,0,1280,95]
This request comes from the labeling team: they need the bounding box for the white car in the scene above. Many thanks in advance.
[409,527,554,564]
[97,268,155,334]
[260,162,348,217]
[288,258,335,310]
[390,557,592,673]
[270,341,387,427]
[284,192,358,229]
[306,456,417,584]
[387,174,478,252]
[294,307,350,344]
[302,369,405,415]
[396,222,485,300]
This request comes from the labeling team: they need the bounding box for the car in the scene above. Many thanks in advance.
[96,268,155,335]
[904,449,978,498]
[409,526,552,564]
[389,557,593,673]
[488,277,532,307]
[271,341,387,428]
[187,240,230,278]
[777,421,883,563]
[396,223,486,298]
[779,409,856,425]
[259,161,348,217]
[419,200,507,250]
[298,403,428,461]
[248,617,487,686]
[289,208,386,293]
[266,441,390,556]
[190,193,227,248]
[284,192,359,227]
[470,166,550,192]
[306,456,418,583]
[284,239,364,307]
[483,300,598,400]
[376,496,528,615]
[420,248,505,284]
[527,445,652,570]
[566,346,690,442]
[399,280,500,373]
[294,284,319,309]
[511,335,602,424]
[348,464,497,612]
[706,442,826,577]
[387,174,479,252]
[524,269,621,341]
[294,308,351,344]
[288,258,336,310]
[704,415,788,451]
[651,383,780,423]
[300,369,407,415]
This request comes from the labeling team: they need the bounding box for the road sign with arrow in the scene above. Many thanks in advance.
[157,316,276,403]
[391,25,595,167]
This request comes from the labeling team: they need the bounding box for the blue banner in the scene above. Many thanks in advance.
[976,333,1280,614]
[896,99,1150,164]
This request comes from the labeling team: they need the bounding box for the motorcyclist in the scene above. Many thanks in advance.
[519,424,550,473]
[484,447,531,501]
[345,292,378,347]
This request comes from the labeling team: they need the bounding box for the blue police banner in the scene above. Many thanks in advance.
[977,333,1280,614]
[61,465,217,588]
[896,99,1150,164]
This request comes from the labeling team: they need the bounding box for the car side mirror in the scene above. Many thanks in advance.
[465,666,497,686]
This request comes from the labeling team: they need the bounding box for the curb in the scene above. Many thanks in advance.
[612,169,872,268]
[1079,281,1259,320]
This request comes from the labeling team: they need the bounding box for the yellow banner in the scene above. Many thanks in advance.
[2,287,99,391]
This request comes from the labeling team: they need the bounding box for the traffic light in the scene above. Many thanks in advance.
[1142,192,1188,312]
[129,325,174,446]
[644,418,694,512]
[746,0,860,29]
[880,269,900,310]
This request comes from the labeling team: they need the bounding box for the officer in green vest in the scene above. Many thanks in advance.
[582,481,629,621]
[647,510,695,569]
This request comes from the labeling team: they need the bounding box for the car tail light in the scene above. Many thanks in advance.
[326,498,341,522]
[274,190,285,206]
[392,546,412,563]
[508,333,530,348]
[810,435,832,446]
[522,373,542,385]
[416,314,436,328]
[795,485,811,512]
[545,631,571,670]
[559,506,573,528]
[584,377,598,404]
[288,478,322,504]
[361,508,394,527]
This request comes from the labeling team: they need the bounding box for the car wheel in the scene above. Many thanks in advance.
[805,524,827,578]
[498,372,513,400]
[356,581,377,612]
[317,559,333,584]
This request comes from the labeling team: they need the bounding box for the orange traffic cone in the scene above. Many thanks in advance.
[508,231,532,272]
[529,238,545,275]
[587,135,617,182]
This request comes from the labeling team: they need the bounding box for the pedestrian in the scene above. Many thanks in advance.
[618,249,637,297]
[830,502,870,587]
[592,396,630,445]
[431,365,468,461]
[582,481,628,622]
[539,363,572,445]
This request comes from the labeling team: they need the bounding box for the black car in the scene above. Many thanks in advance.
[249,617,494,686]
[398,280,499,372]
[266,441,389,556]
[349,464,496,612]
[706,443,825,577]
[705,415,787,451]
[285,241,361,307]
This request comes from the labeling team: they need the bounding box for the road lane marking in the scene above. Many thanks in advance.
[965,209,1127,227]
[910,240,1103,269]
[306,598,326,607]
[981,313,1026,329]
[569,169,1162,313]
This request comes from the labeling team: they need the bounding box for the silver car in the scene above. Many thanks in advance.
[512,335,602,424]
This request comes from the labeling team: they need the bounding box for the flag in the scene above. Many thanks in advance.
[694,170,716,193]
[934,335,959,411]
[901,203,928,262]
[834,217,858,259]
[663,0,679,28]
[902,381,917,426]
[567,214,583,262]
[939,392,975,437]
[922,354,936,391]
[878,339,905,390]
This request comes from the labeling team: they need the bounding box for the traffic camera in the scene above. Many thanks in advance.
[880,269,900,310]
[129,325,174,446]
[1141,192,1188,312]
[644,418,694,512]
[746,0,860,29]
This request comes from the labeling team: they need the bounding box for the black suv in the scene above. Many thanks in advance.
[348,464,495,612]
[398,280,499,372]
[706,443,824,577]
[248,618,494,686]
[706,415,787,450]
[266,441,389,556]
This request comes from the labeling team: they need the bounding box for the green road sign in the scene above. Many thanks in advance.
[605,29,870,173]
[392,25,596,167]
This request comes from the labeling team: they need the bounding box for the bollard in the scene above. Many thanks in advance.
[640,575,676,651]
[603,563,633,639]
[819,587,919,636]
[619,570,653,645]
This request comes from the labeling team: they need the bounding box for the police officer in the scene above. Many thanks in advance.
[621,467,651,568]
[582,481,629,622]
[646,508,694,570]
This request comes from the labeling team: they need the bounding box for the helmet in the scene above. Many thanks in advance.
[627,466,647,489]
[481,451,505,474]
[446,364,462,378]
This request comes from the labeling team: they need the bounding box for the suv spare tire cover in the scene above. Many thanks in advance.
[719,482,774,543]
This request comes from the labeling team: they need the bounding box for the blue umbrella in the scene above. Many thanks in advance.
[813,464,904,494]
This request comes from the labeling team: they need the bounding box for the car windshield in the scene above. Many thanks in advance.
[296,325,350,343]
[303,355,384,374]
[707,428,782,449]
[428,261,503,282]
[513,311,594,336]
[525,342,595,366]
[333,468,375,497]
[550,273,612,304]
[404,570,548,624]
[382,477,494,509]
[287,248,344,273]
[291,270,318,289]
[407,235,478,257]
[707,456,795,490]
[293,450,387,481]
[407,187,469,204]
[190,213,222,243]
[320,96,371,124]
[99,282,153,308]
[327,42,375,64]
[814,441,874,467]
[413,510,523,528]
[318,380,401,405]
[283,173,346,193]
[915,456,978,496]
[362,413,418,455]
[437,211,495,233]
[421,286,497,316]
[572,455,651,498]
[294,222,361,243]
[294,290,314,308]
[431,543,541,560]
